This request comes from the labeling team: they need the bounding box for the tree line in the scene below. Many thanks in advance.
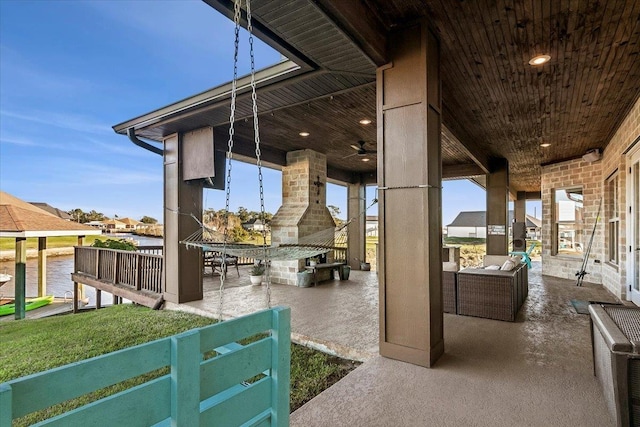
[203,207,274,242]
[67,208,157,225]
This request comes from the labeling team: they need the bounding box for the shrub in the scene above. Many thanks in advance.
[92,238,137,251]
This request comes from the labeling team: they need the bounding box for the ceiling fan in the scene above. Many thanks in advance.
[346,140,377,159]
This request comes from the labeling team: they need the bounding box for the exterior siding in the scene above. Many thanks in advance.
[447,226,486,238]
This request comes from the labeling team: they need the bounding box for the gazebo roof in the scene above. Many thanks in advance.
[0,191,101,238]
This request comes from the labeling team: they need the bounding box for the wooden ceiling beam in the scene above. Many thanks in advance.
[442,163,485,180]
[443,125,491,174]
[213,129,287,168]
[315,0,388,66]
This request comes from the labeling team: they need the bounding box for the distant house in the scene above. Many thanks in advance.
[242,219,268,232]
[29,202,72,220]
[86,220,107,230]
[119,217,142,230]
[102,219,127,231]
[366,215,378,237]
[447,211,541,239]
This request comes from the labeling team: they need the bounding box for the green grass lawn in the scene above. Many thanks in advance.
[0,235,111,251]
[0,305,358,425]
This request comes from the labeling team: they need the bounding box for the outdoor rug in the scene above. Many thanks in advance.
[570,299,621,315]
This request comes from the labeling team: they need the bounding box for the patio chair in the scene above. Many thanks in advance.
[509,242,536,269]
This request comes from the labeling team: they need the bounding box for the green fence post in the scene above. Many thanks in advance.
[271,307,291,427]
[0,384,12,427]
[171,330,200,426]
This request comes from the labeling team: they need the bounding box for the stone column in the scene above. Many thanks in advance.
[270,150,335,285]
[163,132,203,303]
[377,22,443,367]
[347,182,366,270]
[486,158,510,255]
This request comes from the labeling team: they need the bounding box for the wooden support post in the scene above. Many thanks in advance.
[37,237,47,297]
[347,181,366,270]
[514,191,526,223]
[163,132,204,303]
[77,236,86,300]
[486,158,510,255]
[377,22,443,367]
[96,290,101,309]
[73,282,78,313]
[14,238,27,320]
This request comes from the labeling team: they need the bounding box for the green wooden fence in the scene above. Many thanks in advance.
[0,307,290,426]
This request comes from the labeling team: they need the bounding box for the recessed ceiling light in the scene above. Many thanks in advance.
[540,143,551,147]
[299,132,310,137]
[359,119,372,125]
[361,158,370,162]
[529,54,551,66]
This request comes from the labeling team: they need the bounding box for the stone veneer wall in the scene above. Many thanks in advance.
[599,96,640,298]
[541,95,640,299]
[269,150,336,286]
[541,159,603,284]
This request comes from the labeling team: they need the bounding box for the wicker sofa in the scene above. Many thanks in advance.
[455,255,528,321]
[442,262,458,314]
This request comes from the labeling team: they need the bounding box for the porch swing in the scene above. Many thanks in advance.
[179,0,367,317]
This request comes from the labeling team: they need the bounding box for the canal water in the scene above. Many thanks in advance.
[0,235,163,305]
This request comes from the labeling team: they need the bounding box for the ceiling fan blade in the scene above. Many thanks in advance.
[367,150,378,154]
[350,144,360,151]
[344,152,359,158]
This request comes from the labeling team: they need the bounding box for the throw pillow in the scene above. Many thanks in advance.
[485,265,501,270]
[500,259,516,271]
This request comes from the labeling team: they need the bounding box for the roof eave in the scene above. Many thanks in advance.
[0,230,103,238]
[112,60,304,137]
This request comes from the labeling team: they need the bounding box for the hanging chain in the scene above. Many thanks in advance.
[218,0,242,322]
[246,0,271,308]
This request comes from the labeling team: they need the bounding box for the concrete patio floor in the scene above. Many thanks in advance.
[168,262,621,426]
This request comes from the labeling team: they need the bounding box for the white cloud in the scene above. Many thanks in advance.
[76,163,162,186]
[0,135,41,147]
[0,109,112,135]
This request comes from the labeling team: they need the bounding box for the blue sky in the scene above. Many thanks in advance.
[0,0,539,225]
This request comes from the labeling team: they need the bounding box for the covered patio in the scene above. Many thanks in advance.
[110,1,640,424]
[172,261,618,425]
[115,0,640,369]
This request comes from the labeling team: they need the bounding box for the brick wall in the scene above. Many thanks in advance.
[541,159,604,284]
[541,95,640,299]
[599,95,640,298]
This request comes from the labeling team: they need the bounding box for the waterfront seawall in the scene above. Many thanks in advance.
[0,247,76,262]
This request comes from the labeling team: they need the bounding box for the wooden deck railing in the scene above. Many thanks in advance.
[0,307,291,427]
[137,245,163,255]
[332,247,347,263]
[74,246,163,295]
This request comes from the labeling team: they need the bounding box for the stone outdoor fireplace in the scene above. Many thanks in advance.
[269,150,336,285]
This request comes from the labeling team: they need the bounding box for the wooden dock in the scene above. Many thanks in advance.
[0,298,111,322]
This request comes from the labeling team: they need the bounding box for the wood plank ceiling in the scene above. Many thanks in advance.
[360,0,640,191]
[119,0,640,192]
